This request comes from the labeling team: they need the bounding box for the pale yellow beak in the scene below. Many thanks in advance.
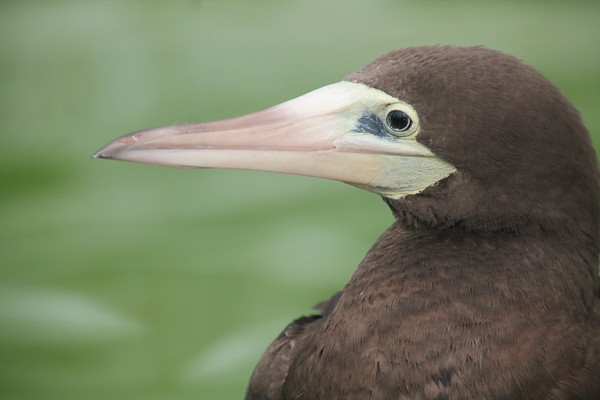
[93,81,455,199]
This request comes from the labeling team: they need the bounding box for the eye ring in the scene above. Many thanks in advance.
[386,110,413,133]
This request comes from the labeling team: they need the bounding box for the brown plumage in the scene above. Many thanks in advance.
[246,47,600,399]
[95,46,600,399]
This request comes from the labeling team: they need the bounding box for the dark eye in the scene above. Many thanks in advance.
[386,110,412,133]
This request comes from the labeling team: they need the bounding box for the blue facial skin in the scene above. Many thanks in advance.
[354,113,388,138]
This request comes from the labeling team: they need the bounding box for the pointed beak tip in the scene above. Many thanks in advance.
[92,141,127,160]
[92,133,142,160]
[91,147,111,160]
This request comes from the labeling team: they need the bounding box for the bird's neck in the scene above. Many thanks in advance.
[342,220,597,321]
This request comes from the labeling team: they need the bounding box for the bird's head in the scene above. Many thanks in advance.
[94,46,599,239]
[347,47,599,236]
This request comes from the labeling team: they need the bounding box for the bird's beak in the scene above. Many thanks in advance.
[93,81,455,199]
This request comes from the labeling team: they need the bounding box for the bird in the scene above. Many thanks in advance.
[94,46,600,399]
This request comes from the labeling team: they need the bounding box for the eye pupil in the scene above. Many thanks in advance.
[386,110,412,132]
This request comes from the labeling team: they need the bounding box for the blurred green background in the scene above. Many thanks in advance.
[1,1,599,399]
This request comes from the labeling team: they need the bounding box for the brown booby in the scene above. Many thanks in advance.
[94,46,600,399]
